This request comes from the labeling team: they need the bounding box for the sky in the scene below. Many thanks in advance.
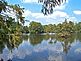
[6,0,81,26]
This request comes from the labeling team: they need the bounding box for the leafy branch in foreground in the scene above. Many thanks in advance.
[38,0,66,15]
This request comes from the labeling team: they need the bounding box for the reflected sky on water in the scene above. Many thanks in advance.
[0,33,81,61]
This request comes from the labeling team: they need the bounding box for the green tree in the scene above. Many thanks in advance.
[76,22,81,32]
[29,21,43,34]
[61,19,75,33]
[22,26,29,33]
[56,23,62,33]
[43,24,56,33]
[0,0,25,35]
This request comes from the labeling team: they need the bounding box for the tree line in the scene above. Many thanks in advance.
[1,16,81,35]
[28,19,81,34]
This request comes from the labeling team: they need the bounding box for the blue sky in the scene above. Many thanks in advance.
[6,0,81,26]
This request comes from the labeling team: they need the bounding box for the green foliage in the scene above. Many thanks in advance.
[75,22,81,32]
[27,19,81,36]
[10,4,25,24]
[61,19,75,33]
[22,26,29,33]
[29,21,43,34]
[43,24,56,33]
[0,0,25,49]
[0,0,25,35]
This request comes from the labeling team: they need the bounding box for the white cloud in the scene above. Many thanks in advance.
[27,10,68,18]
[21,0,38,3]
[54,5,66,10]
[53,11,68,17]
[54,0,69,10]
[68,17,77,23]
[23,9,77,26]
[23,10,32,17]
[21,0,69,10]
[75,48,81,54]
[21,0,69,4]
[73,10,81,15]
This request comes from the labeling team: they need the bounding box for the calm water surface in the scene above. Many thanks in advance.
[0,33,81,61]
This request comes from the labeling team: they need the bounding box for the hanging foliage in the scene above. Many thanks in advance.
[38,0,66,15]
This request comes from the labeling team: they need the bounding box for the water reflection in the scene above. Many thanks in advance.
[29,34,44,46]
[0,33,81,61]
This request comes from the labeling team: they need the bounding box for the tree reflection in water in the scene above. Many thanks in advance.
[0,33,81,61]
[0,34,23,61]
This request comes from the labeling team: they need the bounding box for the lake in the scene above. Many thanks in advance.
[0,33,81,61]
